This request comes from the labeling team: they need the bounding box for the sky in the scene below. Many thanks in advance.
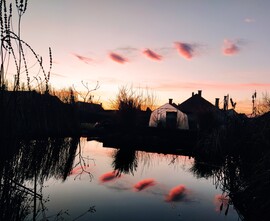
[4,0,270,113]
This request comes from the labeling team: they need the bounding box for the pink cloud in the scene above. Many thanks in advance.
[99,171,120,183]
[109,52,128,64]
[142,49,162,61]
[151,81,270,92]
[222,39,240,55]
[134,179,156,191]
[244,18,255,23]
[174,42,195,60]
[72,53,93,64]
[165,185,186,202]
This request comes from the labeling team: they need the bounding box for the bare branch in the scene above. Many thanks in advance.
[73,81,100,103]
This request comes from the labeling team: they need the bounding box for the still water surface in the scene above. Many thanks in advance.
[41,138,239,221]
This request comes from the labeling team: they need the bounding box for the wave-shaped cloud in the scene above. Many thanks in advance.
[134,179,156,191]
[174,42,196,60]
[142,49,162,61]
[109,52,128,64]
[222,39,240,55]
[72,53,93,64]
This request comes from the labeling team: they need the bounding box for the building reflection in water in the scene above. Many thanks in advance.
[1,136,268,221]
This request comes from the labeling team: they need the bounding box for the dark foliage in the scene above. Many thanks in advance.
[0,91,79,138]
[192,111,270,221]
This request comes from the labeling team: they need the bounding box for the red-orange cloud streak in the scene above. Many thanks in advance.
[134,179,156,191]
[165,185,186,202]
[142,49,162,61]
[109,52,128,64]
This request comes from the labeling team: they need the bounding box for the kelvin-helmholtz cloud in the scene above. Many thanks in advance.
[222,39,241,55]
[142,49,163,61]
[72,53,93,64]
[73,40,242,64]
[174,42,197,60]
[109,52,128,64]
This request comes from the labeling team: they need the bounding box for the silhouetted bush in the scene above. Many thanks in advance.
[0,91,79,138]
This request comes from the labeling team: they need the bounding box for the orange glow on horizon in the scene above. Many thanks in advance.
[49,80,265,115]
[100,93,252,115]
[149,81,270,92]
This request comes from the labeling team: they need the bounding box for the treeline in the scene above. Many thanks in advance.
[0,90,79,138]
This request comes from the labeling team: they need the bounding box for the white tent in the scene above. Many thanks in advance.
[149,103,189,129]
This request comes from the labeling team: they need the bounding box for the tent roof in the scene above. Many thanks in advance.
[153,103,181,112]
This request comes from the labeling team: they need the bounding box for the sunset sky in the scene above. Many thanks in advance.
[6,0,270,113]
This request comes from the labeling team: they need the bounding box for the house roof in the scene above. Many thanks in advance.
[76,101,104,112]
[171,102,179,109]
[2,90,63,104]
[178,94,218,114]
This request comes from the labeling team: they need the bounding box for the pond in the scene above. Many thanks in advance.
[0,137,240,220]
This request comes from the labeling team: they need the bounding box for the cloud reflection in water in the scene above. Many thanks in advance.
[134,179,156,191]
[165,185,186,202]
[99,171,121,183]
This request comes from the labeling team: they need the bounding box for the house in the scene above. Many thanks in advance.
[178,90,223,130]
[76,101,104,112]
[0,90,78,137]
[76,101,104,123]
[149,99,189,129]
[178,90,218,114]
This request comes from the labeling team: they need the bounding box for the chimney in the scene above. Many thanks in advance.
[169,98,173,104]
[215,98,220,109]
[192,92,194,97]
[198,90,202,97]
[223,95,228,110]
